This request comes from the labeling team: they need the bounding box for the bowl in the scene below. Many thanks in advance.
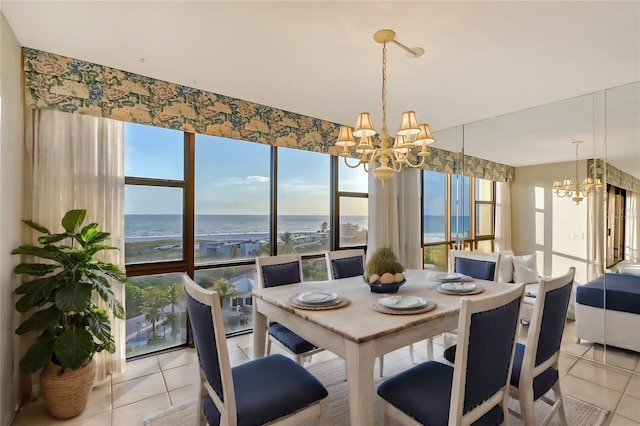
[365,277,406,293]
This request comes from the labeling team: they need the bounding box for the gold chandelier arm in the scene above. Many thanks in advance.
[342,156,366,169]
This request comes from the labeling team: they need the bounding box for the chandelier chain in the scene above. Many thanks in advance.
[381,42,388,134]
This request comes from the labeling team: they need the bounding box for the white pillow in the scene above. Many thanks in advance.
[498,250,514,283]
[512,254,539,284]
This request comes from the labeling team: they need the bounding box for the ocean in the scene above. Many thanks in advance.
[125,214,469,243]
[125,214,365,242]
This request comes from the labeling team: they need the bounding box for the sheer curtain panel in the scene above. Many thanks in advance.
[396,169,421,269]
[25,109,125,382]
[494,181,512,252]
[367,171,400,262]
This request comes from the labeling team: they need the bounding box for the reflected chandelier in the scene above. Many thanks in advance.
[553,140,602,205]
[335,29,435,183]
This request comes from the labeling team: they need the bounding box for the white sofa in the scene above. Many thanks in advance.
[498,251,577,322]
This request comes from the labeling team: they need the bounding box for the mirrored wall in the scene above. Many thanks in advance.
[436,81,639,371]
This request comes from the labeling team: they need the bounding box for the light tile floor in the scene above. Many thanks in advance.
[12,321,640,425]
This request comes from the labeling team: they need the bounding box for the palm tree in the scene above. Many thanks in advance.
[167,284,180,314]
[320,221,329,233]
[280,231,296,253]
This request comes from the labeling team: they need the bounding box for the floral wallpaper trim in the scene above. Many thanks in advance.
[23,47,514,183]
[589,159,640,193]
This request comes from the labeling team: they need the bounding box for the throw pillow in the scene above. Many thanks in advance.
[512,254,539,284]
[498,250,514,283]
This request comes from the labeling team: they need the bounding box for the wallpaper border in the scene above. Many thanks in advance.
[23,47,515,182]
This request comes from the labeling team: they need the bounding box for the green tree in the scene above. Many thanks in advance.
[279,231,297,254]
[211,279,237,307]
[166,283,182,314]
[140,287,170,337]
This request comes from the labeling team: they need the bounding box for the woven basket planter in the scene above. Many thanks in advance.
[40,358,96,419]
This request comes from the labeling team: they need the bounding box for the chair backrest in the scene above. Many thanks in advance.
[449,283,524,424]
[520,267,575,386]
[452,250,501,281]
[183,273,236,424]
[325,249,365,280]
[255,254,303,289]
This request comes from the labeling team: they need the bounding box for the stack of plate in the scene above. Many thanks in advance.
[438,282,477,293]
[433,273,469,283]
[292,291,342,307]
[377,295,428,311]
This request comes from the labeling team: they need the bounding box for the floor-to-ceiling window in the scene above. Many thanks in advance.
[124,123,189,358]
[124,124,370,356]
[423,171,496,270]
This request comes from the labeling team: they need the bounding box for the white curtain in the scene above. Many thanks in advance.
[396,169,422,269]
[625,191,639,262]
[367,171,400,262]
[25,109,125,382]
[494,181,512,252]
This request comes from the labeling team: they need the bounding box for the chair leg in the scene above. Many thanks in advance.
[552,380,568,426]
[409,344,415,364]
[295,353,304,365]
[518,387,536,426]
[427,337,434,360]
[378,356,384,377]
[318,398,330,426]
[265,334,272,356]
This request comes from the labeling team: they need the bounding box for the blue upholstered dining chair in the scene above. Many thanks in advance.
[418,250,503,363]
[508,267,575,425]
[378,283,524,426]
[183,273,329,426]
[452,250,501,281]
[325,249,365,281]
[255,254,324,365]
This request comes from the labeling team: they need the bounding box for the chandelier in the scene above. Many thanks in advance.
[553,140,602,205]
[335,29,435,183]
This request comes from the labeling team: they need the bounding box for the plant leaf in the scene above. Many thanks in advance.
[14,276,57,295]
[22,219,50,235]
[54,327,94,369]
[61,209,86,233]
[13,263,58,276]
[88,262,126,283]
[19,334,55,374]
[87,308,115,352]
[55,283,92,312]
[37,233,69,245]
[15,305,62,334]
[12,244,67,262]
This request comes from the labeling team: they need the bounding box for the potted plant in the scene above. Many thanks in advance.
[12,209,125,419]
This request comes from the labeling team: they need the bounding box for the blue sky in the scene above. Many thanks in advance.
[124,123,369,215]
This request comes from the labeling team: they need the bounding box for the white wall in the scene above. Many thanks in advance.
[512,160,590,284]
[0,11,26,425]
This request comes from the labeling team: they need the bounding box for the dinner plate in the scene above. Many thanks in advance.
[378,295,428,310]
[295,291,338,305]
[433,273,466,283]
[439,282,477,293]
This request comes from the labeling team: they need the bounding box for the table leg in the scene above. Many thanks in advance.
[345,340,375,425]
[252,298,266,359]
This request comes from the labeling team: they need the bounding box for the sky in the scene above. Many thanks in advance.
[124,122,370,215]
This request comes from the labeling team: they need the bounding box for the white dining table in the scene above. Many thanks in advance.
[251,269,516,425]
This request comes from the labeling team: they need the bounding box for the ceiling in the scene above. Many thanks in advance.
[2,1,639,177]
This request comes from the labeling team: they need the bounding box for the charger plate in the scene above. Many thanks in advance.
[437,284,484,295]
[288,296,350,310]
[370,300,436,315]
